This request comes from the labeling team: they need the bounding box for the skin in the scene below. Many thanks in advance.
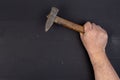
[80,22,120,80]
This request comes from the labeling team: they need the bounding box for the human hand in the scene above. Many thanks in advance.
[80,22,108,54]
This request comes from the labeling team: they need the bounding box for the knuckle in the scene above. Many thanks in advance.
[99,31,107,36]
[101,32,108,39]
[104,33,108,38]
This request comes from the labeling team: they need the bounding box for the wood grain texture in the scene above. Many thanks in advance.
[54,16,84,33]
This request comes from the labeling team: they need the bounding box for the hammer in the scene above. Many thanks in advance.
[45,7,84,33]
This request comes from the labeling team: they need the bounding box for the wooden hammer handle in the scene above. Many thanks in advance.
[54,16,84,33]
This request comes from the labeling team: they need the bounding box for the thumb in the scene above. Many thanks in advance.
[84,21,92,32]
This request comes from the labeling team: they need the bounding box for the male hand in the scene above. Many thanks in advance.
[80,22,108,54]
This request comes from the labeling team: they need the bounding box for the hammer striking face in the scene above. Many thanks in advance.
[45,7,84,33]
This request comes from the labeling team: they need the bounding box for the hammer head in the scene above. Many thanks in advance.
[45,7,59,32]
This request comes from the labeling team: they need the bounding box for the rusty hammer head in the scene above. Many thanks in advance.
[45,7,59,32]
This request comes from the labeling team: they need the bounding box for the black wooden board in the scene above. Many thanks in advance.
[0,0,120,80]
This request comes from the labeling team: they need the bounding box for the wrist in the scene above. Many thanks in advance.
[87,49,107,60]
[87,50,108,67]
[87,49,106,55]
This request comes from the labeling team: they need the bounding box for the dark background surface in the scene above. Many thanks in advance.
[0,0,120,80]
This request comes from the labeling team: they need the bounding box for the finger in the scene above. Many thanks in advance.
[79,32,84,41]
[84,21,92,32]
[92,23,107,34]
[92,23,97,29]
[98,26,107,34]
[94,24,105,31]
[92,23,100,31]
[80,32,83,37]
[97,25,105,31]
